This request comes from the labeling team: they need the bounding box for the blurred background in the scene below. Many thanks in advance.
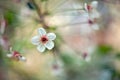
[0,0,120,80]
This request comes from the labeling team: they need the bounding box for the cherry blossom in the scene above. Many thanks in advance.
[88,18,99,30]
[50,60,64,76]
[84,1,100,19]
[82,47,95,62]
[82,52,91,62]
[31,28,56,52]
[83,1,100,30]
[7,47,26,61]
[84,1,98,13]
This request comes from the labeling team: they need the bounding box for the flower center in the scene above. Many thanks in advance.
[82,52,88,59]
[12,51,21,61]
[40,36,48,44]
[53,64,59,70]
[88,19,94,24]
[13,51,20,57]
[87,5,92,11]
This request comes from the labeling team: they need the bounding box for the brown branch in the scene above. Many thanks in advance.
[30,0,49,29]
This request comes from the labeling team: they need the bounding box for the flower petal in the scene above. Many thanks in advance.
[85,56,91,62]
[7,54,12,58]
[38,28,46,36]
[45,41,54,50]
[31,36,40,45]
[92,24,99,30]
[19,56,26,61]
[47,33,56,40]
[37,44,46,52]
[91,1,98,8]
[90,11,100,19]
[84,3,88,11]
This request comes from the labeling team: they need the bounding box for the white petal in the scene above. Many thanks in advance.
[45,41,54,50]
[38,28,46,36]
[19,56,26,61]
[85,56,91,62]
[91,1,98,8]
[84,3,88,11]
[7,54,12,58]
[9,47,13,53]
[31,36,40,45]
[92,24,99,30]
[90,11,100,19]
[47,33,56,40]
[80,24,92,35]
[37,44,46,52]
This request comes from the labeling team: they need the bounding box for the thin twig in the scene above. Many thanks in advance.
[30,0,49,29]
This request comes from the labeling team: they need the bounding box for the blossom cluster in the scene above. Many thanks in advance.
[84,1,100,30]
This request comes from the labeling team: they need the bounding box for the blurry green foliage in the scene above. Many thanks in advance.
[96,45,113,55]
[54,33,63,47]
[4,11,18,27]
[60,53,76,65]
[115,53,120,59]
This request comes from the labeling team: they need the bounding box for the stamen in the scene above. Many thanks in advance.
[13,51,20,57]
[88,19,94,24]
[53,64,59,70]
[83,52,88,59]
[87,5,92,11]
[40,35,48,44]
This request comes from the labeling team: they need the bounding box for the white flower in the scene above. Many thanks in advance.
[83,1,100,30]
[7,52,26,61]
[88,19,99,30]
[31,28,56,52]
[84,1,98,12]
[82,52,91,62]
[84,1,100,19]
[7,47,26,61]
[50,60,64,76]
[51,63,64,76]
[82,46,95,62]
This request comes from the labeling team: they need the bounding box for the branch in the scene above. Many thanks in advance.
[30,0,49,29]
